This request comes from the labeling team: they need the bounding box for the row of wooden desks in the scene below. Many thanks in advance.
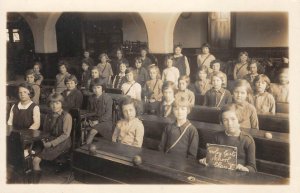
[73,139,287,184]
[140,114,290,177]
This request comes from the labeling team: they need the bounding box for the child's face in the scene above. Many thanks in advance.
[141,50,147,57]
[18,87,31,102]
[26,74,35,84]
[59,65,67,74]
[198,70,207,80]
[135,61,142,69]
[122,103,136,121]
[100,56,107,63]
[212,76,222,90]
[116,50,122,59]
[279,71,289,85]
[84,51,89,58]
[82,63,89,71]
[50,101,62,113]
[92,85,103,96]
[178,80,188,91]
[240,54,248,63]
[249,63,258,74]
[173,106,188,120]
[255,80,267,93]
[174,47,181,55]
[166,59,173,68]
[163,88,174,102]
[126,72,134,82]
[222,110,240,134]
[91,69,100,78]
[119,63,127,73]
[233,86,248,103]
[66,80,77,91]
[33,65,40,73]
[212,63,221,72]
[149,68,157,80]
[202,47,209,54]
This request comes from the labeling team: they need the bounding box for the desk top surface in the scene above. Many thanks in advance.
[75,139,286,184]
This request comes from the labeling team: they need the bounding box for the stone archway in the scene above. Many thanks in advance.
[139,13,181,54]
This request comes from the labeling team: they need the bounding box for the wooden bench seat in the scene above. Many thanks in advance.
[187,105,289,133]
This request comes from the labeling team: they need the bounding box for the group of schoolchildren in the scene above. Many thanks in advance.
[7,43,289,183]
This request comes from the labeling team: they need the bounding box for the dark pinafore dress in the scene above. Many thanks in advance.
[12,102,36,130]
[173,55,186,76]
[39,111,72,160]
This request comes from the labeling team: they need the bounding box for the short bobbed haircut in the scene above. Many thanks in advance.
[18,82,35,98]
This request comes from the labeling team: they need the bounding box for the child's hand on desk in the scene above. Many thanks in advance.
[198,158,208,166]
[236,164,249,172]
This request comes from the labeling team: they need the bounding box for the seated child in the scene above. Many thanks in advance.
[233,51,249,80]
[140,47,152,69]
[112,98,144,148]
[204,72,232,108]
[232,79,259,129]
[81,59,91,91]
[199,104,256,172]
[83,50,95,67]
[209,59,227,88]
[190,66,212,105]
[134,57,149,87]
[253,74,276,114]
[87,66,101,93]
[86,78,113,144]
[162,55,180,87]
[159,97,199,159]
[96,53,114,86]
[175,75,195,106]
[121,67,142,101]
[112,48,129,75]
[32,94,72,183]
[112,62,127,89]
[55,60,71,94]
[157,81,177,120]
[33,61,44,86]
[7,82,40,132]
[25,69,40,105]
[62,75,83,111]
[243,59,264,88]
[269,68,289,103]
[144,65,163,113]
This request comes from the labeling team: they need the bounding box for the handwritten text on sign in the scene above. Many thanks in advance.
[206,143,237,170]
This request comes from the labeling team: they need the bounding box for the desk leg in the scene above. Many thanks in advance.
[81,119,88,145]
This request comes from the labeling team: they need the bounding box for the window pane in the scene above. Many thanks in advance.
[13,32,20,42]
[13,29,19,33]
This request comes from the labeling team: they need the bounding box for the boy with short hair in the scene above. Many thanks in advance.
[159,97,199,159]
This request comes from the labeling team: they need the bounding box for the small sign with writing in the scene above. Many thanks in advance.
[206,143,237,170]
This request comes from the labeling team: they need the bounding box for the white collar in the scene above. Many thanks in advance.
[17,101,33,109]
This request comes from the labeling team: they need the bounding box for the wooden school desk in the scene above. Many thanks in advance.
[72,139,287,184]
